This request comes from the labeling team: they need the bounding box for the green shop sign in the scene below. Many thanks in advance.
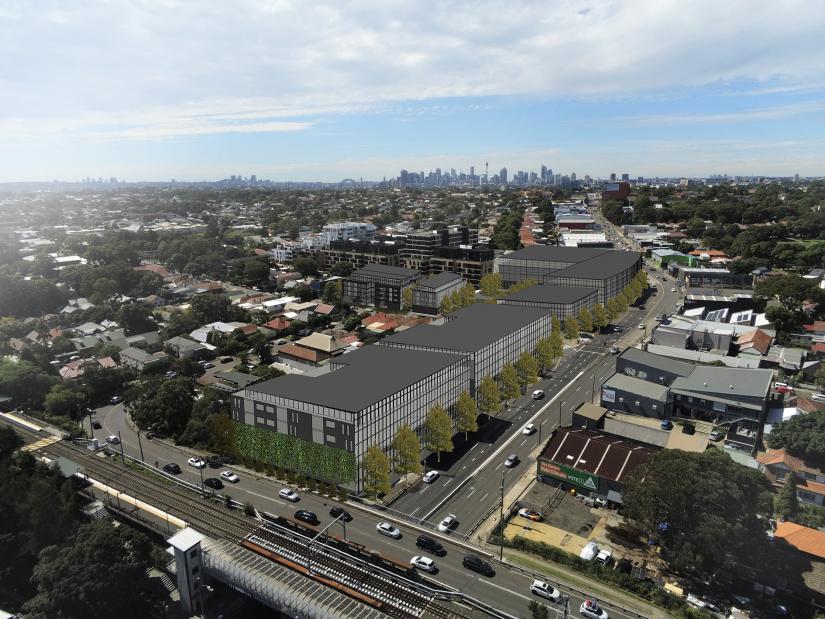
[540,460,600,491]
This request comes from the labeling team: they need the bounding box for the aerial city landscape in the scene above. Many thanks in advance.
[2,2,825,619]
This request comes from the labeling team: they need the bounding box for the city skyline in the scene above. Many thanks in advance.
[2,1,825,181]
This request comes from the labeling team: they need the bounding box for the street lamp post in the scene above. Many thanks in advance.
[135,429,145,462]
[498,469,506,560]
[199,466,205,497]
[117,430,125,464]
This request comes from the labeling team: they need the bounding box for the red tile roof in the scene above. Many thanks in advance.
[758,448,824,477]
[735,329,772,355]
[237,324,259,336]
[775,521,825,560]
[263,318,291,331]
[811,343,825,353]
[135,263,171,278]
[277,344,322,363]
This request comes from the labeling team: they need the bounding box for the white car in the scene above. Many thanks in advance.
[531,389,545,400]
[220,470,240,483]
[522,423,536,436]
[376,521,402,539]
[580,599,609,619]
[638,323,646,330]
[530,579,562,602]
[595,548,612,565]
[105,435,120,445]
[422,470,440,484]
[437,514,457,533]
[410,555,436,573]
[279,488,300,502]
[188,457,206,469]
[812,393,825,402]
[671,287,677,292]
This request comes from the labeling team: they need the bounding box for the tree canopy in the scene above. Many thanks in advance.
[766,410,825,468]
[424,404,453,462]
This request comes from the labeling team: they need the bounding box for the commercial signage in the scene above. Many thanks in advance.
[539,460,600,491]
[601,388,616,404]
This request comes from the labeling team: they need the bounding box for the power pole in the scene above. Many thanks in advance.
[136,430,145,462]
[499,470,505,560]
[117,430,125,464]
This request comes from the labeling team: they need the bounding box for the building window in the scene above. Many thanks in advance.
[190,549,197,559]
[804,471,818,480]
[798,490,817,502]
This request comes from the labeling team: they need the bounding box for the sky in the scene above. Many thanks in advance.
[2,0,825,182]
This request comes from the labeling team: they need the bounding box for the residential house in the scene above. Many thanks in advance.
[758,448,825,507]
[120,347,169,371]
[164,336,209,360]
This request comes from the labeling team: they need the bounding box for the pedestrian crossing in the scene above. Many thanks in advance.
[21,435,61,452]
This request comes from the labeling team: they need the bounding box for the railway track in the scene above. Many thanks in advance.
[5,422,467,619]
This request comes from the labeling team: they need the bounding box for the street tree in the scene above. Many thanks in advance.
[44,384,87,421]
[622,449,772,574]
[478,376,502,415]
[424,404,454,462]
[528,600,550,619]
[815,364,825,389]
[455,390,478,440]
[322,280,342,305]
[479,272,503,299]
[592,304,608,330]
[563,316,579,340]
[402,286,413,311]
[500,364,521,402]
[329,261,354,277]
[516,351,539,388]
[775,473,800,521]
[578,307,594,333]
[362,444,391,500]
[535,337,554,375]
[440,294,454,315]
[292,257,319,277]
[616,291,629,312]
[459,284,476,307]
[550,322,564,360]
[606,297,620,321]
[391,425,422,477]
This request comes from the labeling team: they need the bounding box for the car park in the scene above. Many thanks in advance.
[580,599,609,619]
[410,555,437,573]
[504,454,519,468]
[294,510,319,525]
[530,580,561,602]
[462,555,494,577]
[220,470,240,483]
[188,457,206,469]
[279,488,300,502]
[105,434,120,444]
[416,535,445,556]
[437,514,457,533]
[522,423,536,436]
[531,389,544,400]
[163,463,181,474]
[376,522,402,539]
[423,470,440,483]
[518,508,543,522]
[203,477,223,490]
[329,507,353,521]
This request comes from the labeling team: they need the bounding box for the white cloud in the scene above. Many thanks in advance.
[2,0,825,141]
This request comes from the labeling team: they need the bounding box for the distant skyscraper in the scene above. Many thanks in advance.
[570,172,577,181]
[610,173,617,181]
[540,165,547,182]
[621,173,630,181]
[251,174,257,182]
[470,165,475,177]
[500,167,508,184]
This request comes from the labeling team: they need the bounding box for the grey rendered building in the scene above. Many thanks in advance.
[231,345,471,490]
[496,246,641,304]
[342,263,423,309]
[411,272,466,315]
[378,303,552,395]
[497,284,598,319]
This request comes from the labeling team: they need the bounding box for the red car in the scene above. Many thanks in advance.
[775,385,793,394]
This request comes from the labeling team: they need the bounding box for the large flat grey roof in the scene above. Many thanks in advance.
[501,246,608,263]
[417,271,464,290]
[244,346,465,412]
[501,284,597,304]
[380,303,549,353]
[350,263,422,281]
[546,250,641,280]
[603,373,669,400]
[619,347,694,377]
[670,366,773,399]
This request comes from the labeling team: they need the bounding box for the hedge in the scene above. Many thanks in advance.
[233,422,356,483]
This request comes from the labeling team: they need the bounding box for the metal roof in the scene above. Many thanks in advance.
[670,365,773,400]
[416,271,464,290]
[242,346,466,412]
[380,303,549,353]
[618,347,694,377]
[603,373,669,401]
[349,263,422,282]
[501,284,598,304]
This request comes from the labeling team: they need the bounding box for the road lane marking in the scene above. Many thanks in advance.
[485,580,533,601]
[467,488,476,498]
[419,486,430,494]
[479,493,488,502]
[245,490,286,506]
[410,507,420,516]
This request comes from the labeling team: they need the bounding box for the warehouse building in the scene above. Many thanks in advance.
[342,263,423,309]
[411,272,466,315]
[497,284,598,319]
[379,303,552,395]
[231,345,471,491]
[496,246,641,304]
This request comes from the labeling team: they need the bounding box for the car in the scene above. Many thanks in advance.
[422,470,440,483]
[376,521,402,539]
[530,579,562,602]
[595,548,613,565]
[109,395,123,404]
[203,477,223,490]
[163,463,181,474]
[188,457,206,469]
[775,385,793,394]
[580,599,609,619]
[165,370,178,378]
[329,507,353,522]
[145,431,156,440]
[531,389,544,400]
[220,470,240,483]
[105,434,120,445]
[612,325,624,333]
[410,555,437,573]
[437,514,458,533]
[504,454,519,468]
[462,555,494,577]
[202,362,215,369]
[812,393,825,402]
[708,430,724,442]
[518,508,543,522]
[416,535,445,556]
[294,510,319,525]
[279,488,300,502]
[638,323,646,330]
[671,287,677,293]
[609,345,620,354]
[660,419,673,431]
[92,420,102,429]
[220,356,234,363]
[522,423,537,436]
[578,332,593,340]
[277,338,287,345]
[637,304,646,310]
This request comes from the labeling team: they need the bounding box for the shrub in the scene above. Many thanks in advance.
[224,494,233,509]
[243,502,255,517]
[264,463,274,477]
